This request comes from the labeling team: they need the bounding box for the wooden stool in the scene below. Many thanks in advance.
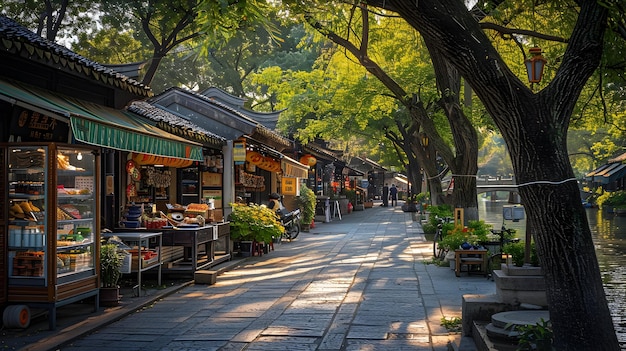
[252,241,263,256]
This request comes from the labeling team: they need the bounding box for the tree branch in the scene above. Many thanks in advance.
[480,22,568,43]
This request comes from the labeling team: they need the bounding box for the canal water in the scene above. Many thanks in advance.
[478,195,626,347]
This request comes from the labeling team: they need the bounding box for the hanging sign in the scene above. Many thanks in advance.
[234,140,246,165]
[281,177,298,195]
[10,107,69,142]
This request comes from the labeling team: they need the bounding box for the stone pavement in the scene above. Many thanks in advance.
[3,202,495,351]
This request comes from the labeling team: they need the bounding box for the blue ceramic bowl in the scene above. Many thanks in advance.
[122,221,141,228]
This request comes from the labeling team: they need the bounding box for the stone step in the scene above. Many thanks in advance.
[485,322,521,341]
[491,310,550,329]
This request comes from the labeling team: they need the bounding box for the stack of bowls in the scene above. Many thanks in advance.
[123,205,143,228]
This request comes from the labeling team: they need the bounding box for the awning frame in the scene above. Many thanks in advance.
[0,79,202,160]
[281,155,309,178]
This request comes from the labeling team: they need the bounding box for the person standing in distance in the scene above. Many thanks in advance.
[389,184,398,207]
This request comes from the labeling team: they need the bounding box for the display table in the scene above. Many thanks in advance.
[213,222,231,266]
[161,225,215,272]
[103,231,162,294]
[454,249,488,277]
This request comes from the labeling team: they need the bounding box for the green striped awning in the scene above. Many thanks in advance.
[0,79,202,160]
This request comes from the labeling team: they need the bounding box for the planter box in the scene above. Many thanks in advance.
[99,287,121,307]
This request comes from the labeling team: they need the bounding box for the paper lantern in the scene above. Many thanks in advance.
[246,151,264,165]
[132,153,193,168]
[300,154,317,167]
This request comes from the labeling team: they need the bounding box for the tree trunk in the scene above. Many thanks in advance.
[365,0,619,349]
[428,45,478,222]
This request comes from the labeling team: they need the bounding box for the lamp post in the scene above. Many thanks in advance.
[421,134,430,160]
[524,46,547,89]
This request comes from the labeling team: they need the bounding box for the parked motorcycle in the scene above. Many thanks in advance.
[279,208,301,240]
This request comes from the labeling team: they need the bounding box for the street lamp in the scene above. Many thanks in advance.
[524,46,547,84]
[421,134,429,148]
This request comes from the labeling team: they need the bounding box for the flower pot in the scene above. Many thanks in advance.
[99,287,121,307]
[401,203,419,212]
[239,241,253,257]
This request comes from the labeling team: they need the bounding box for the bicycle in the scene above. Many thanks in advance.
[433,216,452,259]
[485,226,520,279]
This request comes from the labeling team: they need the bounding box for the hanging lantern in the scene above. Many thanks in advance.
[525,47,547,84]
[246,151,264,165]
[300,154,317,167]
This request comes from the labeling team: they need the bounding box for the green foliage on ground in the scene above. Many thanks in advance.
[516,318,554,351]
[440,316,462,332]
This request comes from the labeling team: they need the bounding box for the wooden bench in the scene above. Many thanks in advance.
[454,249,488,277]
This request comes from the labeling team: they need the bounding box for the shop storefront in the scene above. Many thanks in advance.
[125,101,233,271]
[0,16,204,329]
[149,87,309,217]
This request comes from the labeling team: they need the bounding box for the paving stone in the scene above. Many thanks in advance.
[22,208,495,351]
[346,326,388,339]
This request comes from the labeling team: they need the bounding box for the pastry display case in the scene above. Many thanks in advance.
[1,143,100,329]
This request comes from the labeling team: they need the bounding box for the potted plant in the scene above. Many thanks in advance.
[100,242,123,306]
[440,220,492,250]
[229,203,284,255]
[297,183,316,231]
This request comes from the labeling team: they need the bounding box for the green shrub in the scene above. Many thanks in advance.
[597,190,626,209]
[408,192,429,203]
[340,189,356,204]
[100,243,123,288]
[229,203,284,243]
[422,222,437,234]
[426,204,453,227]
[516,318,554,351]
[503,241,539,267]
[297,183,316,225]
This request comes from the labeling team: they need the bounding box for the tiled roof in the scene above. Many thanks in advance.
[303,142,340,161]
[129,101,225,147]
[0,15,152,98]
[164,87,291,148]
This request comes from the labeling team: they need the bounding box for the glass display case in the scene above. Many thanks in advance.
[2,143,99,329]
